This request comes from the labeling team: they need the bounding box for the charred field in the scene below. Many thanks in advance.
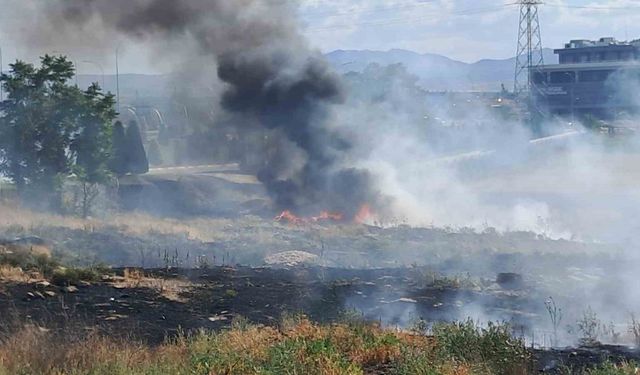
[2,145,640,374]
[1,200,640,373]
[5,0,640,372]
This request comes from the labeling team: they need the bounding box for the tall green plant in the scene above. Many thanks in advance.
[0,55,116,214]
[125,120,149,175]
[108,121,128,176]
[71,83,117,217]
[0,56,78,209]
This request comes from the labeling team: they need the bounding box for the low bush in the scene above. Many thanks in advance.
[50,267,102,286]
[585,361,638,375]
[0,246,58,278]
[432,319,529,374]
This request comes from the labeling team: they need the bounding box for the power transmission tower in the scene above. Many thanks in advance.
[514,0,544,95]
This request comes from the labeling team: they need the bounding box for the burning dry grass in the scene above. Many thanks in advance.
[0,202,610,247]
[0,317,531,375]
[0,202,617,272]
[0,203,375,244]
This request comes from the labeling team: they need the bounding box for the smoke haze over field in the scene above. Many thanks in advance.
[7,1,640,351]
[10,0,384,217]
[6,0,640,242]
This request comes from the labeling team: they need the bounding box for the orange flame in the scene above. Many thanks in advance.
[275,205,375,225]
[274,210,304,225]
[312,211,344,222]
[274,210,344,225]
[354,204,375,225]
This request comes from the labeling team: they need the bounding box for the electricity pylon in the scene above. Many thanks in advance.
[514,0,544,96]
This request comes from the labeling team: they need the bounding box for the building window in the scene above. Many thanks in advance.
[533,72,547,84]
[578,70,613,82]
[550,71,575,83]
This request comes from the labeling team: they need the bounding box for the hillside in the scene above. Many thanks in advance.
[73,49,559,97]
[326,48,558,91]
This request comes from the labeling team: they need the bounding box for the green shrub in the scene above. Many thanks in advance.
[393,346,440,375]
[224,289,238,298]
[266,337,358,375]
[587,361,638,375]
[432,319,528,373]
[0,248,58,277]
[51,267,102,286]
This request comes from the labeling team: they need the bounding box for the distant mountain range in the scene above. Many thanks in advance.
[325,48,558,92]
[71,49,559,98]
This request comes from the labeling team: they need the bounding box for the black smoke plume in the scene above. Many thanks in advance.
[24,0,382,217]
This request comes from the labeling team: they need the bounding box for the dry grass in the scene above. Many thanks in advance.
[0,203,267,244]
[107,268,196,302]
[0,205,89,232]
[0,203,614,273]
[0,243,55,282]
[0,317,531,375]
[0,243,52,260]
[0,265,35,283]
[0,325,186,375]
[0,203,368,242]
[586,361,640,375]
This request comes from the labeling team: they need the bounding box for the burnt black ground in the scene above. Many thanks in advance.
[1,265,639,372]
[534,345,640,373]
[0,266,537,342]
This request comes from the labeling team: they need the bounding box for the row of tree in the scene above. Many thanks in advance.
[0,55,148,215]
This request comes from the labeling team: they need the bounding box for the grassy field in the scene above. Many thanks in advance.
[0,317,636,375]
[0,203,617,270]
[0,316,529,375]
[0,205,639,373]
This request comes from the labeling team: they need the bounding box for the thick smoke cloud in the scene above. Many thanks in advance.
[9,1,640,348]
[17,0,381,217]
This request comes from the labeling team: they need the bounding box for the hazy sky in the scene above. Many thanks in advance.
[302,0,640,61]
[1,0,640,73]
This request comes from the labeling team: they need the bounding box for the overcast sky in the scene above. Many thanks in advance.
[1,0,640,73]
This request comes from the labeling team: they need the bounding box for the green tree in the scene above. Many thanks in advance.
[70,83,117,217]
[125,120,149,174]
[0,55,116,214]
[0,56,80,209]
[108,121,128,176]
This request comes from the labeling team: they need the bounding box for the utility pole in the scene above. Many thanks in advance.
[116,45,121,113]
[0,46,3,102]
[514,0,544,96]
[82,60,106,88]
